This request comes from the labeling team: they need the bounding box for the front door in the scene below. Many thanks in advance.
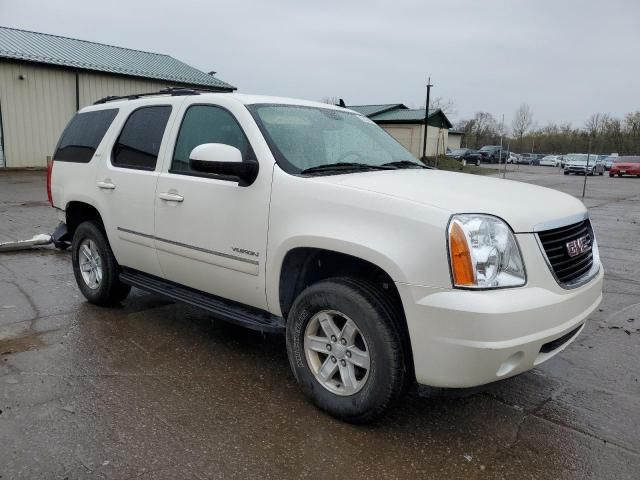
[154,101,272,310]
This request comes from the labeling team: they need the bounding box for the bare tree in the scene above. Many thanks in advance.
[512,103,534,146]
[320,96,340,106]
[430,96,457,117]
[585,113,609,137]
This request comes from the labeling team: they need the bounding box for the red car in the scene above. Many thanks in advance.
[609,156,640,177]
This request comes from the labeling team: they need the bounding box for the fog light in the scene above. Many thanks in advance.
[496,351,524,377]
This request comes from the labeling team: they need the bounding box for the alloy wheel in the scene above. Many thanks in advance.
[78,239,103,290]
[304,310,370,396]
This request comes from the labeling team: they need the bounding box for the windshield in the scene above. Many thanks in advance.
[451,149,467,154]
[565,154,596,163]
[248,104,420,173]
[479,146,497,151]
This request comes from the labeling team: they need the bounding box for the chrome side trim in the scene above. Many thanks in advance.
[116,227,259,266]
[532,211,589,233]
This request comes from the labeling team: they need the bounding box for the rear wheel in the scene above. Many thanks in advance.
[71,222,131,306]
[564,171,569,175]
[286,277,407,423]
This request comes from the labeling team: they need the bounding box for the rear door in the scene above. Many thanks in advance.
[95,102,180,276]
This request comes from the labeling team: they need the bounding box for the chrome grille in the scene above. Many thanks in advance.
[537,219,595,285]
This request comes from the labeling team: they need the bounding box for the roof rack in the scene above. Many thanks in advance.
[93,87,225,105]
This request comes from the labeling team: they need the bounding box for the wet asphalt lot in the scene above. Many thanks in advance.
[1,166,639,479]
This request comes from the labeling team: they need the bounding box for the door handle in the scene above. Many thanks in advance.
[97,181,116,190]
[159,192,184,202]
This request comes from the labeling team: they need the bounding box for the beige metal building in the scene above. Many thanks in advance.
[347,104,453,158]
[447,131,464,150]
[0,27,235,168]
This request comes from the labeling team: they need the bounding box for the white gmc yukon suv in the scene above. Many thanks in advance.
[49,89,603,423]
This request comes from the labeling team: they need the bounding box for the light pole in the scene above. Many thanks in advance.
[582,137,592,198]
[421,76,433,160]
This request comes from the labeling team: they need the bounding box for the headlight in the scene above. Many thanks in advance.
[448,214,526,288]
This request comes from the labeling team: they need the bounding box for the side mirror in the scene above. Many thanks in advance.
[189,143,259,186]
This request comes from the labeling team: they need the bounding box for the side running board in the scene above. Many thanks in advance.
[119,269,285,333]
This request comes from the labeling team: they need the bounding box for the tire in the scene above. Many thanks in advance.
[476,159,481,166]
[609,173,614,177]
[71,221,131,306]
[599,171,603,176]
[564,171,569,175]
[286,277,407,423]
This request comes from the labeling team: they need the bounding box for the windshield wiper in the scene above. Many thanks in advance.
[381,160,430,169]
[300,162,396,175]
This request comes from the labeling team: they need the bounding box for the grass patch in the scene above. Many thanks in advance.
[424,156,500,175]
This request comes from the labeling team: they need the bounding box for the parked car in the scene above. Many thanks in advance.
[506,152,519,163]
[539,155,561,167]
[602,156,618,170]
[478,145,508,163]
[446,148,482,166]
[563,154,605,175]
[48,90,603,423]
[609,156,640,177]
[517,153,536,165]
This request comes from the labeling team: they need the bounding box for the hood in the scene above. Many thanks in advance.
[312,169,586,233]
[567,160,589,165]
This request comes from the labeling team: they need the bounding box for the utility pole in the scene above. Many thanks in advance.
[421,76,433,160]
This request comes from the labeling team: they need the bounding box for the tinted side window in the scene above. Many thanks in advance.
[172,105,249,174]
[112,106,172,170]
[54,109,118,163]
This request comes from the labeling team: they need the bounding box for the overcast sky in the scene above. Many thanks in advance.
[2,0,638,127]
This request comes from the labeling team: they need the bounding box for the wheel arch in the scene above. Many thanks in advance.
[276,246,415,380]
[65,200,105,235]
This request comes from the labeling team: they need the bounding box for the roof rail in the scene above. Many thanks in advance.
[93,87,225,105]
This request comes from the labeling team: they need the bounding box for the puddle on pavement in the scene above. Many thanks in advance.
[1,332,46,355]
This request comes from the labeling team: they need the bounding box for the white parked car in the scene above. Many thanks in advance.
[540,155,561,167]
[49,89,604,422]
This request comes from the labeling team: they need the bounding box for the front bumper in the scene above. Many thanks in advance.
[565,166,593,174]
[396,234,604,388]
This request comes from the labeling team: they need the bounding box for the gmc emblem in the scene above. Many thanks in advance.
[566,235,590,258]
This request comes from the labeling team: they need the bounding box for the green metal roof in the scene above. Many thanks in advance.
[0,26,235,90]
[347,104,407,117]
[374,108,453,129]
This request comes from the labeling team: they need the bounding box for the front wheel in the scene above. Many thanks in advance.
[71,222,131,306]
[564,171,569,175]
[286,278,407,423]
